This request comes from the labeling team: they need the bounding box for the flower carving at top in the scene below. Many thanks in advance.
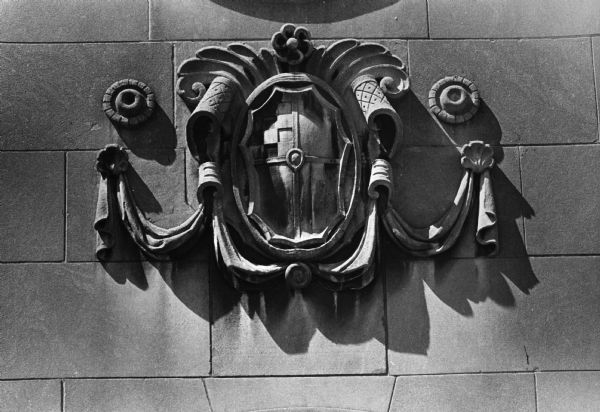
[271,23,313,65]
[96,144,129,178]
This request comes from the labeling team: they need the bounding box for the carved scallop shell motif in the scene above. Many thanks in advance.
[96,144,129,177]
[460,141,494,173]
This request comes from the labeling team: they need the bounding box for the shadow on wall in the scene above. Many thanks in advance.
[210,0,399,23]
[100,90,538,356]
[112,103,177,166]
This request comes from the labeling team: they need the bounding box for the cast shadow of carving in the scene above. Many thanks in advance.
[211,0,399,23]
[112,104,177,166]
[386,91,538,356]
[99,90,538,358]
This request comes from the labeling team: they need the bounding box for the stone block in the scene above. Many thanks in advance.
[390,374,536,412]
[521,145,600,255]
[151,0,427,40]
[408,39,597,145]
[0,0,147,42]
[537,372,600,412]
[0,262,210,378]
[429,0,600,38]
[593,37,600,138]
[205,376,395,412]
[64,379,210,412]
[211,269,386,375]
[0,43,173,151]
[0,380,61,412]
[0,152,64,262]
[67,149,195,262]
[387,256,600,373]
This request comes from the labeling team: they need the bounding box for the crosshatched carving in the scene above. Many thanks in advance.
[94,25,498,291]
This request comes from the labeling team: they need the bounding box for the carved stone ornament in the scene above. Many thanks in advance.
[103,79,155,127]
[429,75,480,124]
[94,25,498,291]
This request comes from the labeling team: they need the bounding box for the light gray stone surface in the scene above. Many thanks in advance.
[211,272,386,375]
[0,152,64,262]
[0,43,173,150]
[205,376,395,412]
[151,0,427,40]
[521,145,600,255]
[0,262,210,378]
[592,37,600,141]
[390,373,536,412]
[0,380,61,412]
[408,39,597,145]
[67,149,192,262]
[387,256,600,373]
[64,379,210,412]
[0,0,148,42]
[429,0,600,38]
[537,371,600,412]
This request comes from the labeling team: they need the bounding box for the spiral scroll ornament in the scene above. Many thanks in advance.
[429,76,480,124]
[103,79,155,127]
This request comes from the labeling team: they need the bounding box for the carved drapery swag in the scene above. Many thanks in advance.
[95,24,498,291]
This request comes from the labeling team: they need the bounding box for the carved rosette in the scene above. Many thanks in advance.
[271,23,313,65]
[96,144,129,178]
[461,141,495,173]
[429,75,480,124]
[103,79,155,127]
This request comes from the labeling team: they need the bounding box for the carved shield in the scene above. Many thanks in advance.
[232,74,360,256]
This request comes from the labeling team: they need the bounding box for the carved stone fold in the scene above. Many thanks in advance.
[95,25,499,291]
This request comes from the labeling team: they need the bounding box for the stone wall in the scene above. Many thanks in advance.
[1,1,599,411]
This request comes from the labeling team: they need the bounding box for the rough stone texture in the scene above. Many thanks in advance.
[429,1,600,38]
[64,379,210,412]
[0,0,148,42]
[0,262,210,378]
[537,372,600,412]
[211,270,386,375]
[0,152,64,262]
[390,374,536,412]
[151,0,427,40]
[0,43,173,150]
[593,37,600,141]
[0,380,61,412]
[67,149,193,262]
[521,146,600,255]
[408,39,598,145]
[205,376,395,412]
[387,256,600,374]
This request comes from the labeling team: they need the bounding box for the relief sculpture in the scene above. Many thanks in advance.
[95,24,497,291]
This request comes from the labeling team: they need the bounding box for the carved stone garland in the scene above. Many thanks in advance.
[95,24,498,291]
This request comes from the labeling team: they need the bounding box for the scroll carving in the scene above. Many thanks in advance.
[94,24,499,291]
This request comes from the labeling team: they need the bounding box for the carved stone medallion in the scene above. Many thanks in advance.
[95,24,498,291]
